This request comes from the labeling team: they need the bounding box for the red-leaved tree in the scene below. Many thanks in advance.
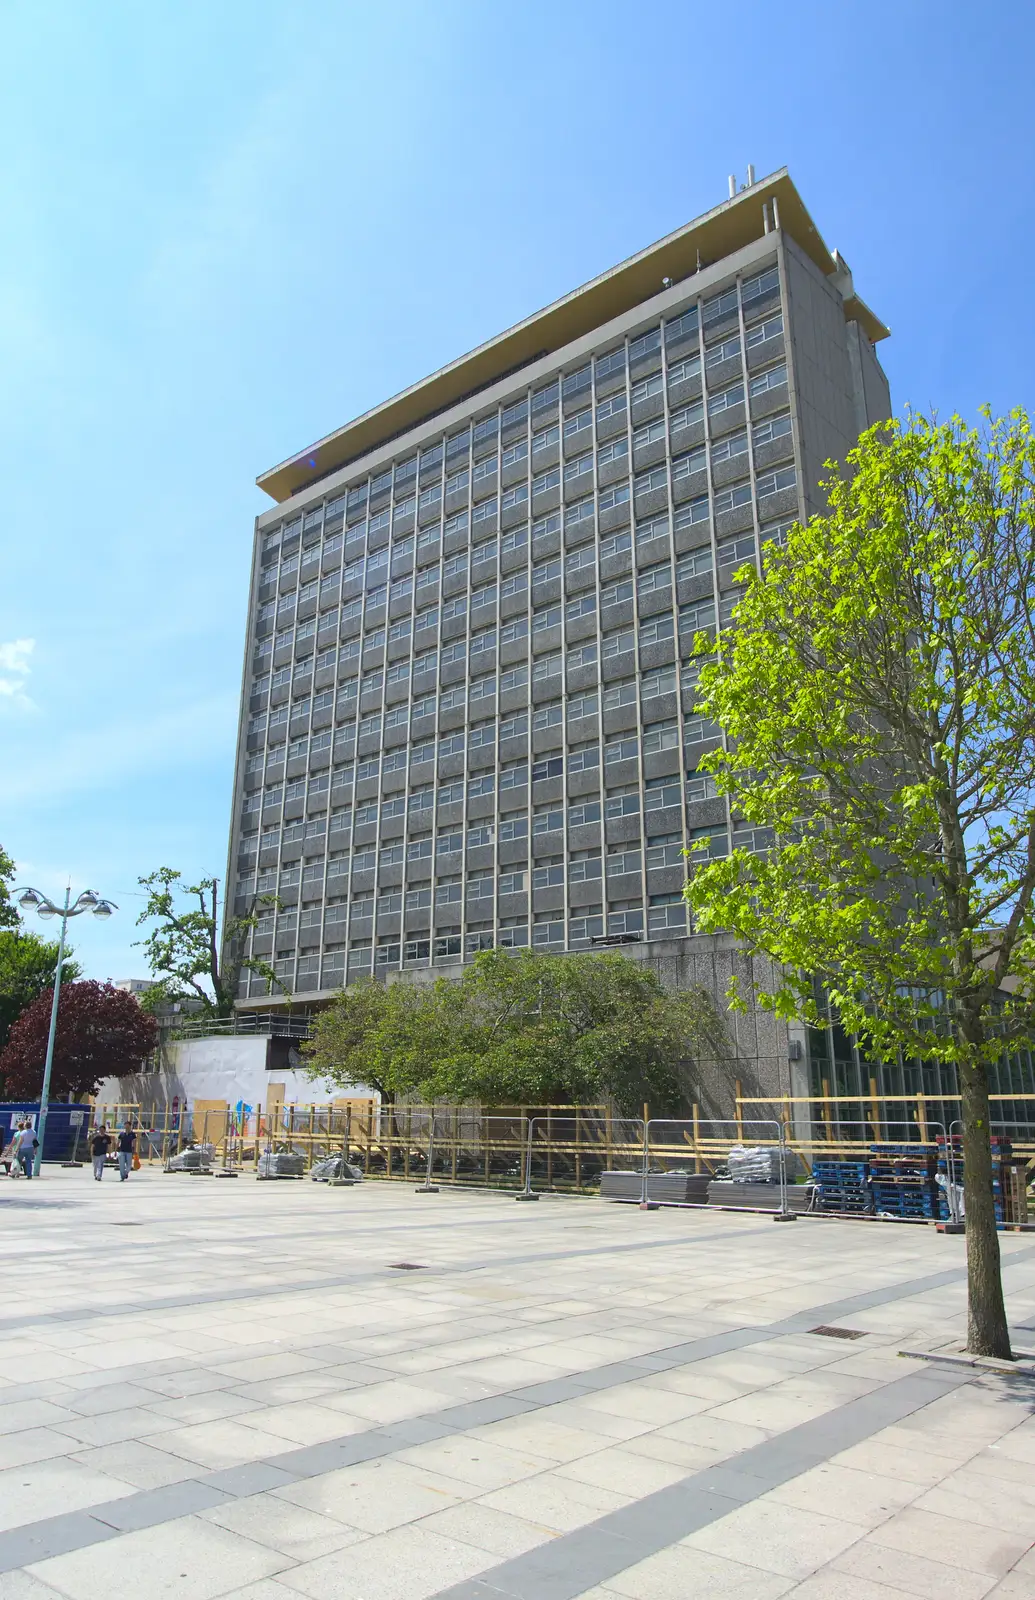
[0,980,158,1101]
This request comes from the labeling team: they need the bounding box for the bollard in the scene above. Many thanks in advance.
[515,1119,540,1200]
[773,1123,797,1220]
[639,1121,659,1210]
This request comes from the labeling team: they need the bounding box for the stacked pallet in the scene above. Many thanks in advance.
[813,1158,872,1214]
[868,1143,937,1217]
[935,1134,1015,1223]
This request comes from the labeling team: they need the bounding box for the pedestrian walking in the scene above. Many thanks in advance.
[15,1121,38,1179]
[117,1123,136,1182]
[90,1125,111,1181]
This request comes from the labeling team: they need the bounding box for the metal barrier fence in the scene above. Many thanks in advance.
[644,1117,793,1218]
[513,1115,645,1201]
[85,1095,1034,1203]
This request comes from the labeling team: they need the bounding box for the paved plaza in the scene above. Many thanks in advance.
[1,1172,1035,1599]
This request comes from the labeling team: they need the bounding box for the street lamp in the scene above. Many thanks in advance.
[14,886,117,1176]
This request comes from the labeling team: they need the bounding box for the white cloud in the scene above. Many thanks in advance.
[0,637,34,708]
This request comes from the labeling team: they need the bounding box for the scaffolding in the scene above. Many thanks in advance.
[90,1090,1035,1197]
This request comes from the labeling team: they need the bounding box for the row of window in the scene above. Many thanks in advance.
[245,897,697,989]
[248,516,794,726]
[257,372,790,613]
[258,267,783,565]
[240,754,729,854]
[239,764,725,872]
[252,476,796,691]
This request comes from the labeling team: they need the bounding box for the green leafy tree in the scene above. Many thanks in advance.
[135,869,280,1019]
[685,408,1035,1358]
[0,843,17,930]
[0,930,82,1051]
[304,949,713,1113]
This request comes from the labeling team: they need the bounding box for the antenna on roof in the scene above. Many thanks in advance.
[728,175,736,199]
[747,164,756,187]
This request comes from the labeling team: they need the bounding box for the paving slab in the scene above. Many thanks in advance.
[1,1169,1034,1598]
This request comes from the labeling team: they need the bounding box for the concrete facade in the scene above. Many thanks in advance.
[95,1036,373,1119]
[225,169,889,1109]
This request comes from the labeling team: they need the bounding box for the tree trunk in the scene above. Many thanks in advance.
[958,1029,1012,1359]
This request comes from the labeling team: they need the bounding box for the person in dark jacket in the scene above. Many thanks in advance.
[91,1126,112,1181]
[117,1124,137,1181]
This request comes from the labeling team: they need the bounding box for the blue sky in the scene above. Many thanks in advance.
[1,0,1033,981]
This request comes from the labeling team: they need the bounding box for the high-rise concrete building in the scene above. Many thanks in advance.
[228,167,889,1099]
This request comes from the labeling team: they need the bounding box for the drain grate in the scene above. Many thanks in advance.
[389,1262,427,1271]
[810,1325,865,1340]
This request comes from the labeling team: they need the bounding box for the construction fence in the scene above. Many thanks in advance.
[89,1089,1035,1201]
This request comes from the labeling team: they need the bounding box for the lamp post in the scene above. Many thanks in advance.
[14,886,117,1176]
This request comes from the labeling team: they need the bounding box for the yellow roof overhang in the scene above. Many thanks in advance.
[258,168,888,505]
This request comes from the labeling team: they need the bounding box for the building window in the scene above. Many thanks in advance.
[668,353,702,386]
[607,847,642,877]
[632,373,663,405]
[567,643,598,671]
[642,720,678,754]
[718,533,756,568]
[677,545,713,581]
[647,835,685,869]
[633,418,666,450]
[598,437,629,468]
[710,431,748,465]
[645,778,682,811]
[567,743,600,774]
[686,770,720,802]
[602,678,636,711]
[648,897,688,935]
[753,412,792,449]
[756,465,797,499]
[600,529,632,560]
[634,466,667,497]
[639,662,681,700]
[605,735,638,765]
[750,363,787,398]
[705,334,741,369]
[599,483,631,512]
[689,824,729,859]
[712,482,752,516]
[684,715,721,746]
[643,614,675,646]
[732,822,774,853]
[602,630,634,660]
[569,799,602,827]
[746,313,783,348]
[741,265,779,305]
[637,561,671,597]
[597,393,627,424]
[708,384,744,419]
